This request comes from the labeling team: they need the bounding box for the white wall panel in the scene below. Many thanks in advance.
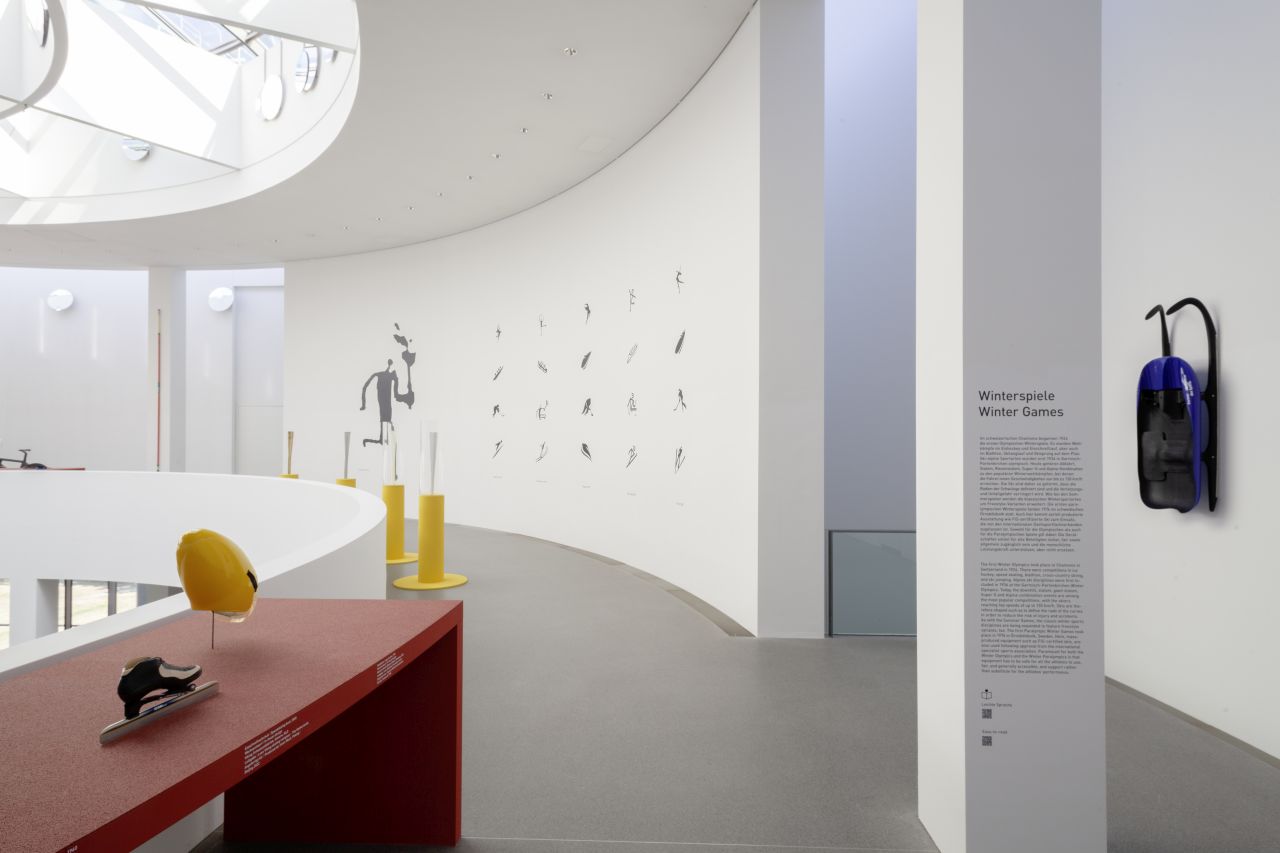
[234,285,284,475]
[0,266,149,471]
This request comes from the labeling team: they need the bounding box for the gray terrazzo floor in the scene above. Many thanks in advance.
[210,524,1280,853]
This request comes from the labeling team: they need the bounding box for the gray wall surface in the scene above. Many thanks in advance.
[1101,0,1280,760]
[759,0,826,637]
[824,0,917,532]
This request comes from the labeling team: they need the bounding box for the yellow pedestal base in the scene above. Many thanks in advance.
[336,478,356,487]
[381,484,418,565]
[393,573,468,590]
[280,473,298,479]
[392,494,467,590]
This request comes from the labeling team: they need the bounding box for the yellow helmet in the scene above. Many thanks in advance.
[176,529,258,622]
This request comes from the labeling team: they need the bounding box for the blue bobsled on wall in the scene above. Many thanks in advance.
[1137,298,1218,512]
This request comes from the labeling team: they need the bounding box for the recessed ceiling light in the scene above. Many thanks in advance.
[491,153,501,159]
[376,216,382,222]
[437,192,444,198]
[542,92,554,100]
[467,175,474,181]
[407,205,415,211]
[521,127,529,134]
[563,47,577,56]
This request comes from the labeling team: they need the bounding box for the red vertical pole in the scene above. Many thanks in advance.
[156,309,162,472]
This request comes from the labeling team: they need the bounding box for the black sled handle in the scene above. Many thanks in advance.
[1145,305,1171,357]
[1168,297,1218,511]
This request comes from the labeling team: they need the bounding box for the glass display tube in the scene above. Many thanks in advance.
[420,426,438,495]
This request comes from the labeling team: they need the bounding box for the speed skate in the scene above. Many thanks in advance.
[99,656,219,745]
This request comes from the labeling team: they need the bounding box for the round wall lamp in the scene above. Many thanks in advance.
[208,287,235,312]
[46,288,74,311]
[295,44,319,93]
[121,138,152,161]
[259,75,284,121]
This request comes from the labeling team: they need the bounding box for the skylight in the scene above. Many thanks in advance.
[91,0,278,63]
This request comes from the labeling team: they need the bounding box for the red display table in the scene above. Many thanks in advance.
[0,599,462,852]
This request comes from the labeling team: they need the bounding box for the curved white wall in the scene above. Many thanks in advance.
[284,10,762,632]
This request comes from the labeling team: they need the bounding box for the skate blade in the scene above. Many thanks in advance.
[99,681,220,745]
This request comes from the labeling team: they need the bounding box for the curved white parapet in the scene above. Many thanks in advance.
[0,471,385,678]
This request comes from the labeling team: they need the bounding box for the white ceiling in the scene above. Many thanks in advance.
[0,0,755,269]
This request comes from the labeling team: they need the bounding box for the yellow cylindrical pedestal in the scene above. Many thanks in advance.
[336,478,356,487]
[393,494,467,590]
[381,484,418,565]
[280,473,298,479]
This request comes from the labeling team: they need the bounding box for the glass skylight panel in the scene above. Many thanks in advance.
[92,0,167,34]
[153,10,236,51]
[89,0,267,63]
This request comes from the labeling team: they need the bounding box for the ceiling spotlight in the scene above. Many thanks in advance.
[467,175,474,181]
[376,216,383,221]
[491,153,501,159]
[208,287,235,312]
[542,92,554,101]
[408,205,415,211]
[437,192,444,198]
[563,47,577,56]
[46,289,73,312]
[121,138,151,161]
[521,127,529,134]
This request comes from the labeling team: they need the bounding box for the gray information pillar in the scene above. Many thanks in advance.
[917,2,1104,852]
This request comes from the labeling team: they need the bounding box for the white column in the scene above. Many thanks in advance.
[757,0,825,638]
[146,268,187,472]
[8,577,59,645]
[917,1,1105,851]
[183,277,235,474]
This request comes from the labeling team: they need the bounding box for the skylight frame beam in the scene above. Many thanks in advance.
[114,0,357,52]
